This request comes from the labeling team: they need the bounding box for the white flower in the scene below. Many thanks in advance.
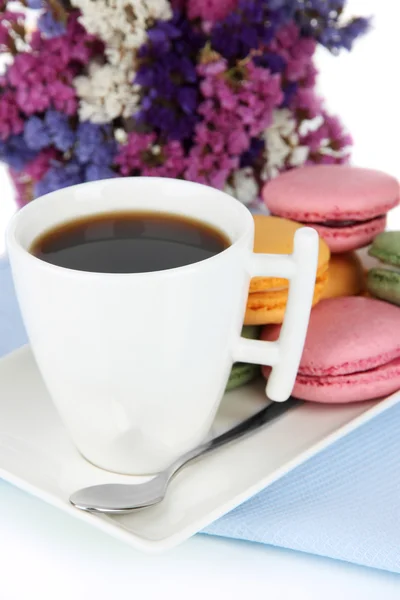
[74,61,139,123]
[71,0,173,123]
[71,0,172,52]
[269,109,297,138]
[225,168,259,206]
[262,109,309,180]
[142,0,172,19]
[289,145,310,167]
[114,128,128,143]
[104,46,139,70]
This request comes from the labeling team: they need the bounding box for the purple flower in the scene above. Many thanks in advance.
[269,23,317,82]
[199,59,283,138]
[5,13,101,117]
[38,10,66,39]
[29,11,101,65]
[45,110,75,152]
[253,52,286,74]
[115,132,155,176]
[75,122,117,166]
[260,22,316,109]
[115,132,187,179]
[25,148,58,181]
[240,138,265,168]
[0,89,24,140]
[282,81,298,107]
[186,0,238,23]
[135,11,204,141]
[291,87,322,119]
[211,0,293,60]
[301,111,352,164]
[0,134,37,171]
[35,159,83,197]
[185,143,238,189]
[186,57,283,188]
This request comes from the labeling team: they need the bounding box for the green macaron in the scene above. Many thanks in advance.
[367,231,400,306]
[369,231,400,266]
[226,326,261,392]
[367,269,400,306]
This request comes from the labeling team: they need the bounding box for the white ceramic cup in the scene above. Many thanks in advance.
[6,177,318,475]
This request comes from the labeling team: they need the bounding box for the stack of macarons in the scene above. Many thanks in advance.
[263,164,400,302]
[226,213,353,392]
[227,165,400,404]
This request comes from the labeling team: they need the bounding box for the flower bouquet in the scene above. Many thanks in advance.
[0,0,368,207]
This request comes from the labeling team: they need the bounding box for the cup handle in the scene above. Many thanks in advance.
[233,227,319,402]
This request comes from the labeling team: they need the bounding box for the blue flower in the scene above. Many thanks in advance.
[134,11,205,141]
[75,122,117,166]
[84,164,116,182]
[26,0,43,8]
[24,116,51,151]
[211,0,368,60]
[38,10,66,38]
[0,134,37,171]
[253,52,286,74]
[45,110,75,152]
[23,111,76,154]
[293,1,370,51]
[35,160,83,197]
[319,17,370,51]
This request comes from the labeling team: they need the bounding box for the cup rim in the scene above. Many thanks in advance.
[6,177,255,279]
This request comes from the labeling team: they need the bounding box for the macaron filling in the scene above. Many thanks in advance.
[301,216,385,229]
[369,264,400,275]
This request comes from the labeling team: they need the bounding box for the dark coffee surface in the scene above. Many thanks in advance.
[30,211,230,274]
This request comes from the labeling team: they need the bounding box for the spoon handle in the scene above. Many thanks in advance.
[167,397,302,478]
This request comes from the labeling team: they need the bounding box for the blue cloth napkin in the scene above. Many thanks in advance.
[1,257,400,574]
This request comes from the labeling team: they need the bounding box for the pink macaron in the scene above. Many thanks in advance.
[261,297,400,403]
[262,165,399,253]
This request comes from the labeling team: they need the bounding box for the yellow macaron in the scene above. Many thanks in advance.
[245,215,330,325]
[322,252,365,299]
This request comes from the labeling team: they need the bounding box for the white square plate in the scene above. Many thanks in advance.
[0,346,399,553]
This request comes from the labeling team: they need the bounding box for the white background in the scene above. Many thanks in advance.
[1,0,400,597]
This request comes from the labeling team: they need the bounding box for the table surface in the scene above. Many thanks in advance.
[1,1,400,597]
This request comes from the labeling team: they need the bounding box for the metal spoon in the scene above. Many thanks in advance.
[70,397,301,514]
